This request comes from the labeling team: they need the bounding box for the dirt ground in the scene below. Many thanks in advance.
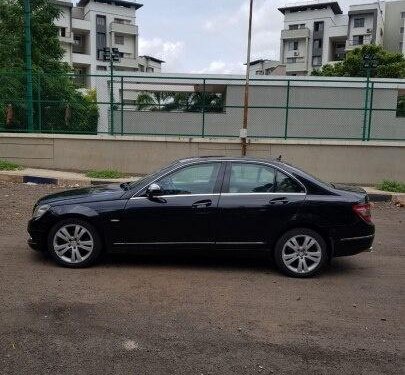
[0,181,403,375]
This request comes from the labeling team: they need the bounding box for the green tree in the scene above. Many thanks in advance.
[311,45,405,78]
[0,0,98,133]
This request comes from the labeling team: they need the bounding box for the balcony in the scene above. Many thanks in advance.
[72,18,91,31]
[346,35,372,50]
[117,57,139,69]
[281,28,310,40]
[58,32,74,44]
[72,53,91,66]
[110,22,138,35]
[286,61,308,73]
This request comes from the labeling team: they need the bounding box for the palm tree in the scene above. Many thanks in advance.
[135,91,175,111]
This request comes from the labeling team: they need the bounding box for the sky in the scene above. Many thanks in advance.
[76,0,385,74]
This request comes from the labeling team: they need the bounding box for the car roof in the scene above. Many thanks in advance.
[176,155,283,165]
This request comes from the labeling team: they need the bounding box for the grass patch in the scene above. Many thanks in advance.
[0,160,23,171]
[376,180,405,193]
[85,169,127,179]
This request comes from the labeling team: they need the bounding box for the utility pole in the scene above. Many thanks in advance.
[241,0,254,156]
[24,0,34,132]
[103,47,121,135]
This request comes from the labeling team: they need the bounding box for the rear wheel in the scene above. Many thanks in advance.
[274,228,327,277]
[47,219,102,268]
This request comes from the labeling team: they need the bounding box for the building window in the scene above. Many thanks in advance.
[96,15,106,26]
[401,12,405,18]
[59,27,66,37]
[146,67,154,73]
[96,65,107,71]
[314,21,324,32]
[115,34,124,45]
[353,35,364,45]
[400,27,404,34]
[139,64,145,72]
[288,41,299,51]
[400,42,403,50]
[286,57,297,64]
[289,24,305,30]
[354,18,365,28]
[312,56,322,66]
[313,39,323,49]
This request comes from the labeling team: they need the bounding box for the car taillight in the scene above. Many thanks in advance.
[353,203,372,222]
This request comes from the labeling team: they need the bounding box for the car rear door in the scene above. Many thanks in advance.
[120,161,225,246]
[215,161,306,248]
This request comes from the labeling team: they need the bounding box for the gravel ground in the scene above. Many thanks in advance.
[0,181,403,375]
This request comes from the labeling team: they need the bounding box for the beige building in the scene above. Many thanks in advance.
[53,0,164,87]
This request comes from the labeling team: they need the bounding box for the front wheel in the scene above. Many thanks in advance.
[274,228,328,277]
[47,219,102,268]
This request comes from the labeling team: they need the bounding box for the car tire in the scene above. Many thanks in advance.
[47,218,102,268]
[274,228,328,278]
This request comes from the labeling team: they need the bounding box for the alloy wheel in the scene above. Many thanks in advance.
[52,224,94,264]
[281,235,322,274]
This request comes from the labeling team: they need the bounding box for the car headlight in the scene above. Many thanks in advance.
[32,204,51,219]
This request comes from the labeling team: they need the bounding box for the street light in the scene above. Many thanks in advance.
[241,0,254,156]
[103,47,121,135]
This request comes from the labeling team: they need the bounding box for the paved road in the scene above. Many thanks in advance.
[0,181,403,375]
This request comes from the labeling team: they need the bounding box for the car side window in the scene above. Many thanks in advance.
[229,163,276,193]
[275,170,305,193]
[158,163,221,195]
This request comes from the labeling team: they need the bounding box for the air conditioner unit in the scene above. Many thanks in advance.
[366,28,373,33]
[294,51,300,56]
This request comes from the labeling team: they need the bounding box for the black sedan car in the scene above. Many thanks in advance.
[28,157,374,277]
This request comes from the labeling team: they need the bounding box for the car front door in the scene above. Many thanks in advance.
[120,162,224,247]
[216,162,306,248]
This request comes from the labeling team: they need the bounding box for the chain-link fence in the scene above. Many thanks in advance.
[1,71,404,141]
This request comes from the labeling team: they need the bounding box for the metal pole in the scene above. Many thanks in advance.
[24,0,34,132]
[121,76,124,136]
[202,79,206,137]
[110,55,114,135]
[37,73,42,132]
[284,80,290,140]
[241,0,253,156]
[362,69,370,141]
[367,82,374,141]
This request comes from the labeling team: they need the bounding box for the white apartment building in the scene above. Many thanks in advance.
[383,1,405,54]
[247,59,286,76]
[53,0,164,87]
[278,1,385,76]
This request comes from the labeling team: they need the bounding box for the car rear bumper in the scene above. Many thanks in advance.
[333,234,374,257]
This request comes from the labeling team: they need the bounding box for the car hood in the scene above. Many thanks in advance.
[37,183,126,206]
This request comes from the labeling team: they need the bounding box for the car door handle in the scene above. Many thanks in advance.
[192,199,212,208]
[268,197,289,205]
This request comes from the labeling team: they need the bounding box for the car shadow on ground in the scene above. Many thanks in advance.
[29,247,365,277]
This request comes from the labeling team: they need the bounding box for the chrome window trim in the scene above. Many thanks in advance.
[131,159,307,198]
[220,192,306,196]
[130,193,220,200]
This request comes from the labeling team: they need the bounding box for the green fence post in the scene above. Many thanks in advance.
[284,80,290,140]
[37,73,42,132]
[110,58,114,135]
[367,82,375,141]
[201,78,206,137]
[24,0,34,132]
[120,76,124,136]
[362,72,370,141]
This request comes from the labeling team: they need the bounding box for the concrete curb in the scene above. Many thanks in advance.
[0,173,123,187]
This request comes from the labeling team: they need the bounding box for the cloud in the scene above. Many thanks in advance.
[191,60,245,75]
[139,37,185,71]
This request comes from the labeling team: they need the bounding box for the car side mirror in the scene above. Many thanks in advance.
[147,183,162,197]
